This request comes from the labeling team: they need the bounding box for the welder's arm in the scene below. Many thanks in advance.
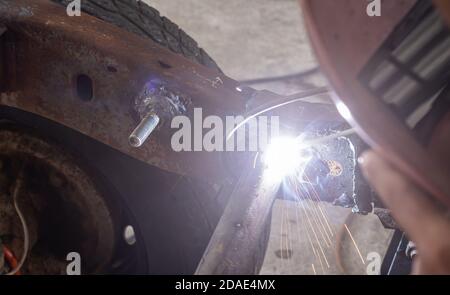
[359,151,450,275]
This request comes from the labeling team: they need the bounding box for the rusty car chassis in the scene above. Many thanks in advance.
[0,0,348,274]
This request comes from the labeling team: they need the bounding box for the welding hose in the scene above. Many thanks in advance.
[225,87,355,160]
[226,87,331,141]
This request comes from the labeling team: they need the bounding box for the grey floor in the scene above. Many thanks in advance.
[144,0,392,275]
[145,0,317,80]
[260,200,393,275]
[144,0,326,95]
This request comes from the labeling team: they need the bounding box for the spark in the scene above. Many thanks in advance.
[344,223,365,265]
[292,181,330,268]
[303,174,335,237]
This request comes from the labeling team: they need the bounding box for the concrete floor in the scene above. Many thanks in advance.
[144,0,326,95]
[146,0,317,80]
[260,200,393,275]
[143,0,392,275]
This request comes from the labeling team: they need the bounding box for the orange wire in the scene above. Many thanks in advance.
[3,246,22,275]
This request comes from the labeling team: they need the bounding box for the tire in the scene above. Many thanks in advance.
[52,0,221,71]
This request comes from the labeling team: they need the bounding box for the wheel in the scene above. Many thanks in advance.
[0,124,116,274]
[51,0,221,71]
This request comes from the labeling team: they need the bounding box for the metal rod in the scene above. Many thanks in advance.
[129,113,160,147]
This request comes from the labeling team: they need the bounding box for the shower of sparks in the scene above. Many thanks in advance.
[287,177,330,268]
[263,131,366,274]
[303,174,335,237]
[301,189,333,246]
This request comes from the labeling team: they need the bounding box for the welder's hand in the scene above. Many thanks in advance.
[359,150,450,275]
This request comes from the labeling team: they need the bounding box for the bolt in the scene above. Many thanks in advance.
[123,225,136,246]
[129,113,160,148]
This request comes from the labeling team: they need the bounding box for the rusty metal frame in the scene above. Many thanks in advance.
[0,0,342,183]
[0,0,252,180]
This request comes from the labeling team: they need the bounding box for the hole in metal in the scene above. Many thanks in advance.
[76,74,93,101]
[158,60,172,69]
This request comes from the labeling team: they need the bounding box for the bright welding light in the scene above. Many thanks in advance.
[336,101,352,121]
[263,136,309,181]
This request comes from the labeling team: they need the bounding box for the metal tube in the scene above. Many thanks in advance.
[195,160,279,274]
[129,113,160,147]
